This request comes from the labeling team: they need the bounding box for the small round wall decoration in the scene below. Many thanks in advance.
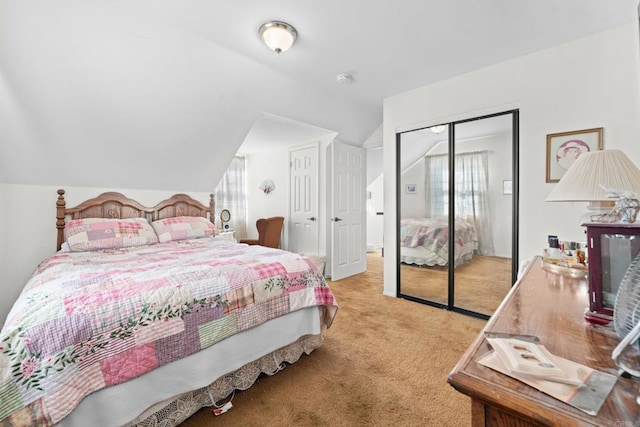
[259,179,275,194]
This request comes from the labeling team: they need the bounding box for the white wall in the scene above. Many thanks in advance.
[244,134,336,254]
[244,150,290,245]
[366,146,384,185]
[0,184,7,323]
[383,23,640,296]
[483,133,513,258]
[400,160,427,218]
[0,184,213,328]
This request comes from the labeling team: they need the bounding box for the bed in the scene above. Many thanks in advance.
[399,217,478,268]
[0,190,337,427]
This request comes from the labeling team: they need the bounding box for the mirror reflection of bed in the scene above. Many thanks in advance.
[397,112,516,318]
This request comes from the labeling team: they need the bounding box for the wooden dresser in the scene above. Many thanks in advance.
[448,256,640,426]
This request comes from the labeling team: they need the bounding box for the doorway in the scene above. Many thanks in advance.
[289,141,367,281]
[396,110,519,319]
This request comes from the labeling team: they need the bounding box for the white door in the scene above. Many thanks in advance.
[289,145,319,255]
[331,141,366,280]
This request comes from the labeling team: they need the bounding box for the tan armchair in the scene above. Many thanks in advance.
[239,216,284,248]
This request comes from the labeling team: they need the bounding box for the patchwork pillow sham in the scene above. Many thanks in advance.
[65,217,159,252]
[151,216,217,242]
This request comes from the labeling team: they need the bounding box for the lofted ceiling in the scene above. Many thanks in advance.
[0,0,637,191]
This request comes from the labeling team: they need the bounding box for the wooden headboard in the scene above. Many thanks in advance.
[56,189,215,251]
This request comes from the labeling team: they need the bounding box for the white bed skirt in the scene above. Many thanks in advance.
[132,333,323,427]
[400,243,475,268]
[58,307,323,427]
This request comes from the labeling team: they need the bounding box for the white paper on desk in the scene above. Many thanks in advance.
[478,350,617,416]
[486,337,569,382]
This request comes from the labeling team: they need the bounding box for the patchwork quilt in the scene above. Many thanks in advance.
[400,217,478,264]
[0,239,337,426]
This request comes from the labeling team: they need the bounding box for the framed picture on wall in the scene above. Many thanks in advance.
[546,127,603,183]
[405,184,417,194]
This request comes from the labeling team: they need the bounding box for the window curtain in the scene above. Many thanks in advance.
[425,151,494,256]
[424,154,448,218]
[214,156,247,239]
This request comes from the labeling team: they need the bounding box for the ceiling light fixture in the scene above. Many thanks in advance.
[430,125,446,134]
[258,21,297,54]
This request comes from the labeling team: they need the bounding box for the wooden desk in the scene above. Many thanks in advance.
[448,256,640,426]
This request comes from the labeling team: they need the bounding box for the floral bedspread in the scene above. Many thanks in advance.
[0,239,337,426]
[400,217,478,260]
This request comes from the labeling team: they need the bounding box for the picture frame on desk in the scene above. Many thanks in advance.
[219,209,231,230]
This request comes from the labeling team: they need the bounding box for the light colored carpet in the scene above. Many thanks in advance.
[400,255,513,316]
[181,251,486,426]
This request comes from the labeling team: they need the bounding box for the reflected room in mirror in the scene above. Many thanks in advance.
[397,112,518,319]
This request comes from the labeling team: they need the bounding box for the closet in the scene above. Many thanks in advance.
[396,110,519,319]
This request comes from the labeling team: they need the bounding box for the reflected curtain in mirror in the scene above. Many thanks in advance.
[425,150,494,255]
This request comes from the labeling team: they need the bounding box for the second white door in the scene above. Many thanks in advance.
[289,145,319,255]
[330,141,366,280]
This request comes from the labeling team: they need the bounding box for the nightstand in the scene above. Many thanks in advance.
[215,230,236,242]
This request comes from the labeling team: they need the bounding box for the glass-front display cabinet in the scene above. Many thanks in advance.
[583,222,640,325]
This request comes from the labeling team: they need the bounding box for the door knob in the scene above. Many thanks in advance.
[307,217,316,221]
[331,217,343,222]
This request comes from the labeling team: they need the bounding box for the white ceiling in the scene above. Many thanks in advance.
[0,0,637,191]
[239,112,336,155]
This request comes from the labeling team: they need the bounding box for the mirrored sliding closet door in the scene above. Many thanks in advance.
[397,111,519,319]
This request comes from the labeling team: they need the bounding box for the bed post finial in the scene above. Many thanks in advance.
[56,189,66,251]
[209,193,215,224]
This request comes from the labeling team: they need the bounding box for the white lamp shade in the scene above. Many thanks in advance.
[545,149,640,202]
[259,22,297,53]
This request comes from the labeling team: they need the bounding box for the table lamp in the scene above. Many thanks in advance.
[546,149,640,326]
[545,149,640,222]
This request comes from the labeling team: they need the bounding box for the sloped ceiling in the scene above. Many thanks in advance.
[0,0,636,191]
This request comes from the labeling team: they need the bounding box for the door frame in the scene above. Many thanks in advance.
[395,109,519,320]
